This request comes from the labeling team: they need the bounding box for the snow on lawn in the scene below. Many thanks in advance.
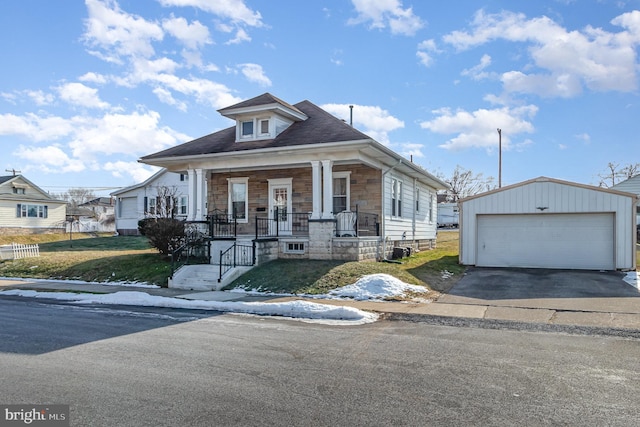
[0,290,378,325]
[0,276,160,289]
[623,271,639,290]
[328,274,429,300]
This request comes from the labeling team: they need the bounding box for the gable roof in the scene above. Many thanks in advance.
[111,168,168,196]
[460,176,638,203]
[141,100,370,162]
[0,175,64,203]
[217,92,306,121]
[611,174,640,195]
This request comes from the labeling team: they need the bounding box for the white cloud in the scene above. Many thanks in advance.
[461,54,493,80]
[416,39,440,67]
[158,0,263,27]
[225,28,251,45]
[420,105,538,151]
[78,72,109,84]
[13,145,86,173]
[349,0,424,36]
[0,110,191,177]
[56,82,110,109]
[574,132,591,143]
[321,103,404,144]
[83,0,164,62]
[152,87,187,111]
[238,63,271,87]
[162,15,211,49]
[443,9,640,97]
[104,161,158,182]
[25,90,55,106]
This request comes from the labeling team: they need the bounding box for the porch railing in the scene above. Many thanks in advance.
[218,242,255,282]
[169,221,211,279]
[208,210,237,238]
[255,208,310,238]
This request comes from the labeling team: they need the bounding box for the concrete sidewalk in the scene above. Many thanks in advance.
[2,278,640,334]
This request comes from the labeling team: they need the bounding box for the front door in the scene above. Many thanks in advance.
[268,179,292,235]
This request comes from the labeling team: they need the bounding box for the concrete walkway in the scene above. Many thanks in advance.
[1,278,640,334]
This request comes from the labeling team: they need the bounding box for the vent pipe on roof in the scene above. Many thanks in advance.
[349,105,353,126]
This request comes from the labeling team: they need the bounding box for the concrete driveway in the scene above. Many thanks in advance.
[438,267,640,314]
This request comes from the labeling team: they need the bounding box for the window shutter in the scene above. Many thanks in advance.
[143,197,148,214]
[16,204,21,217]
[44,206,48,218]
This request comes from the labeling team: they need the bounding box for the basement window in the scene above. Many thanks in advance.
[285,242,305,254]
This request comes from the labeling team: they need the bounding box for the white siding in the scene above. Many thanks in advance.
[383,174,438,241]
[459,178,636,270]
[0,199,66,230]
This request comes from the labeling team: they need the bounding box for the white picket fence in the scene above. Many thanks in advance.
[0,243,40,260]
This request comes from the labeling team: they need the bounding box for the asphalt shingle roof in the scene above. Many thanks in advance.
[141,99,371,161]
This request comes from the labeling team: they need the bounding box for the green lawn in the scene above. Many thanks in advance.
[226,231,464,296]
[0,234,171,286]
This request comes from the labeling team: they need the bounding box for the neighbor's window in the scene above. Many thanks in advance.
[178,196,188,215]
[147,197,157,215]
[228,178,248,221]
[241,120,254,138]
[13,187,25,195]
[332,172,351,213]
[17,204,48,218]
[391,178,402,217]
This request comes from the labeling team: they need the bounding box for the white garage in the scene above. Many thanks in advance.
[459,177,637,271]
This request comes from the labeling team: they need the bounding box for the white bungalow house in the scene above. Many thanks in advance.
[0,175,67,235]
[139,93,448,288]
[111,169,190,235]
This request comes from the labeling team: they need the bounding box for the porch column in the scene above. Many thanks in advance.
[310,161,322,219]
[321,160,334,219]
[187,169,195,221]
[195,168,204,220]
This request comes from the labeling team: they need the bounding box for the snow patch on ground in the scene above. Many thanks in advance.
[328,273,429,301]
[0,290,378,325]
[623,272,639,290]
[0,276,160,289]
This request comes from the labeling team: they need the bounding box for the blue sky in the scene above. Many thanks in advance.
[1,0,640,196]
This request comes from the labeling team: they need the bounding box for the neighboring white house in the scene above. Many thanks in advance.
[437,202,459,228]
[459,177,637,271]
[111,169,190,235]
[611,174,640,223]
[66,197,116,233]
[0,175,67,235]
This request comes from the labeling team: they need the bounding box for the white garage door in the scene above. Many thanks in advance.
[476,213,614,270]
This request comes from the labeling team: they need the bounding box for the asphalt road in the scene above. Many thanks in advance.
[0,296,639,426]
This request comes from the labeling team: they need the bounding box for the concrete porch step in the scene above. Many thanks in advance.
[169,264,254,291]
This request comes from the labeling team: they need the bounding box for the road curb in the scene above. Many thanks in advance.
[383,312,640,339]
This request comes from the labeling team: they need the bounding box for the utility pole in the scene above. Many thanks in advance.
[497,128,502,188]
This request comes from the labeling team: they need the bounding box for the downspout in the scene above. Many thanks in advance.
[381,160,402,260]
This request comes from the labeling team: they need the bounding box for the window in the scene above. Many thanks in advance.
[332,172,351,214]
[391,178,402,217]
[285,242,305,254]
[180,174,188,181]
[178,196,188,215]
[147,197,157,215]
[241,120,253,137]
[13,187,25,195]
[17,204,48,218]
[259,119,269,135]
[228,178,248,222]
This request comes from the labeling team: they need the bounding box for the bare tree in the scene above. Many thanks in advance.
[146,185,180,218]
[439,165,496,202]
[598,162,640,187]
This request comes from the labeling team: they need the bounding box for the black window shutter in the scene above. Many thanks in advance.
[16,204,21,217]
[143,197,148,214]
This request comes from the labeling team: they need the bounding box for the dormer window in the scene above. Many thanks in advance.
[241,121,254,138]
[259,119,269,135]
